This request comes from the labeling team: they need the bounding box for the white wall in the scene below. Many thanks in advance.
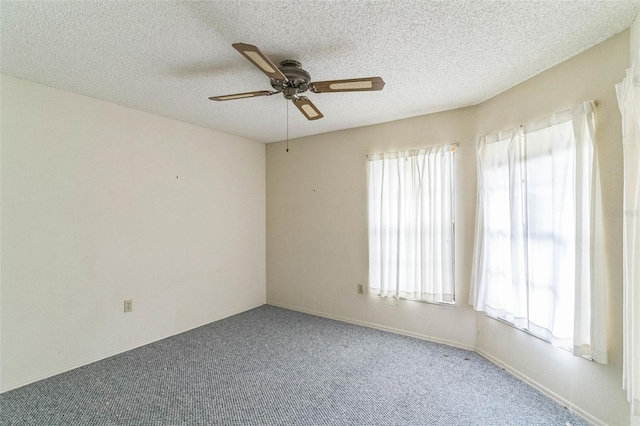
[0,75,266,392]
[266,30,630,425]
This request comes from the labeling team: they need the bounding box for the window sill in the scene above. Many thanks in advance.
[487,315,591,358]
[372,293,457,308]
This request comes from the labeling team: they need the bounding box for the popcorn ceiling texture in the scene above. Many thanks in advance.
[1,1,638,143]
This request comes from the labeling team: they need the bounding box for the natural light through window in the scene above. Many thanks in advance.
[367,145,456,304]
[470,101,608,363]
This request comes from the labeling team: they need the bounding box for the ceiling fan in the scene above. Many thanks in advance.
[209,43,385,120]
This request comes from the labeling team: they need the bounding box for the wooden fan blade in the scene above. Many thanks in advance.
[209,91,273,101]
[232,43,288,82]
[311,77,385,93]
[293,97,324,120]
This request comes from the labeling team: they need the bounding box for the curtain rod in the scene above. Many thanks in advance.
[366,100,598,158]
[515,99,599,129]
[366,143,459,158]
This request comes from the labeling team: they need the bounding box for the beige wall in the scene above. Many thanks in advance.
[0,75,266,392]
[632,12,640,64]
[266,30,630,425]
[267,106,478,349]
[630,12,640,426]
[474,30,629,425]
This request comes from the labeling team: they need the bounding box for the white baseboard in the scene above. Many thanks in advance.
[2,341,166,394]
[475,348,604,426]
[3,300,605,426]
[267,300,602,426]
[1,303,263,393]
[266,300,475,351]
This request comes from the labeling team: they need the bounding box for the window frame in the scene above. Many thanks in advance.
[367,145,457,305]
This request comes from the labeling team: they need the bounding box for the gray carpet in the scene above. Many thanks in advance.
[1,305,588,425]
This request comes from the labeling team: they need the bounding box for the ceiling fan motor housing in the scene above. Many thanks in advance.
[271,60,311,99]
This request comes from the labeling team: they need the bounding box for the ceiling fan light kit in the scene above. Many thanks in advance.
[209,43,385,120]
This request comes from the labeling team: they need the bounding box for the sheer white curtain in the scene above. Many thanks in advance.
[368,145,455,303]
[469,129,528,325]
[616,61,640,418]
[470,101,607,362]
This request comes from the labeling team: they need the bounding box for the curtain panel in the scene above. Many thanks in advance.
[469,101,607,363]
[616,61,640,418]
[368,145,455,303]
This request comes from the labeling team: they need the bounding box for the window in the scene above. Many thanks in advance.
[616,62,640,414]
[470,101,607,363]
[368,145,455,304]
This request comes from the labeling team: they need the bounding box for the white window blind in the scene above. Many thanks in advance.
[470,101,607,363]
[368,145,455,304]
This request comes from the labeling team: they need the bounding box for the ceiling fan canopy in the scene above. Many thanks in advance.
[209,43,385,121]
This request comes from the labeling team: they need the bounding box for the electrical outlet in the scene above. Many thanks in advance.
[357,284,364,294]
[124,299,133,313]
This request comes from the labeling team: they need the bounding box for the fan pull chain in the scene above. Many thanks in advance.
[286,101,289,152]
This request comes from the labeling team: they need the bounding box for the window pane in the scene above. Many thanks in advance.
[368,147,455,303]
[525,121,575,347]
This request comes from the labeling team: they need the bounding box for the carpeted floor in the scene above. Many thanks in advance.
[1,305,588,425]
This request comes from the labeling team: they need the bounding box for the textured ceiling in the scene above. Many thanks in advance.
[1,1,638,143]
